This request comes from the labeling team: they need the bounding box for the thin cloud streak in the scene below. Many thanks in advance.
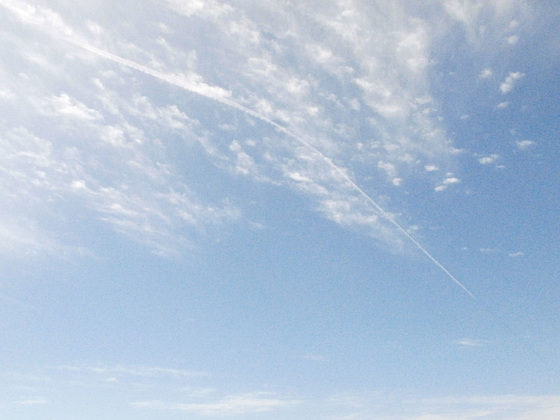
[133,392,299,416]
[1,0,474,296]
[64,39,475,298]
[456,338,490,347]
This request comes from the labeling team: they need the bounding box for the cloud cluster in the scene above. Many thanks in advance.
[0,0,538,259]
[5,363,560,419]
[500,71,525,94]
[133,392,298,416]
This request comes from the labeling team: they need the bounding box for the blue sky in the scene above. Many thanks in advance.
[1,0,559,418]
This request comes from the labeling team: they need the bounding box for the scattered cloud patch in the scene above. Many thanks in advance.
[405,395,560,420]
[15,399,47,406]
[479,68,493,79]
[497,101,509,109]
[443,177,460,185]
[133,392,298,416]
[516,140,535,150]
[321,392,560,419]
[479,247,499,254]
[443,0,483,26]
[57,364,208,379]
[38,93,103,121]
[478,154,500,165]
[509,251,524,258]
[508,19,519,30]
[500,71,524,94]
[436,174,461,191]
[392,177,403,186]
[456,338,490,347]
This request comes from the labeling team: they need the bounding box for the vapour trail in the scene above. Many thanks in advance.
[68,39,475,299]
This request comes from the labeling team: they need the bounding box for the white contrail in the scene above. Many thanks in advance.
[67,39,475,299]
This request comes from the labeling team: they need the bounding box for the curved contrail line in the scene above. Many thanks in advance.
[66,39,475,299]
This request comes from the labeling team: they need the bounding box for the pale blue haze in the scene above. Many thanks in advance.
[0,1,559,419]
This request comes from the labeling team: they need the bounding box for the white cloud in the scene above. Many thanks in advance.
[15,399,47,406]
[479,68,493,79]
[443,177,460,185]
[435,175,460,192]
[323,392,560,420]
[0,117,240,257]
[0,87,15,99]
[456,338,490,347]
[478,154,500,165]
[8,135,221,258]
[0,0,75,36]
[59,364,207,378]
[0,3,251,258]
[507,34,519,44]
[165,0,233,19]
[133,392,298,416]
[0,216,88,258]
[45,93,103,120]
[509,251,524,258]
[228,140,260,177]
[516,140,535,150]
[8,364,560,420]
[406,395,560,420]
[378,161,397,178]
[497,101,509,109]
[442,0,531,47]
[500,71,524,94]
[508,19,519,30]
[2,0,455,255]
[443,0,483,26]
[2,0,533,260]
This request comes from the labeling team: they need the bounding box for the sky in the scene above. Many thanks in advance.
[0,0,559,418]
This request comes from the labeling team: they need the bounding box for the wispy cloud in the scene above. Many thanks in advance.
[516,140,535,150]
[500,71,525,94]
[406,395,560,420]
[0,0,482,295]
[14,398,47,406]
[59,364,206,378]
[455,338,490,347]
[479,68,493,79]
[478,154,500,165]
[435,174,461,192]
[133,391,299,416]
[0,2,243,257]
[321,392,560,420]
[36,93,103,121]
[442,0,530,47]
[6,364,560,419]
